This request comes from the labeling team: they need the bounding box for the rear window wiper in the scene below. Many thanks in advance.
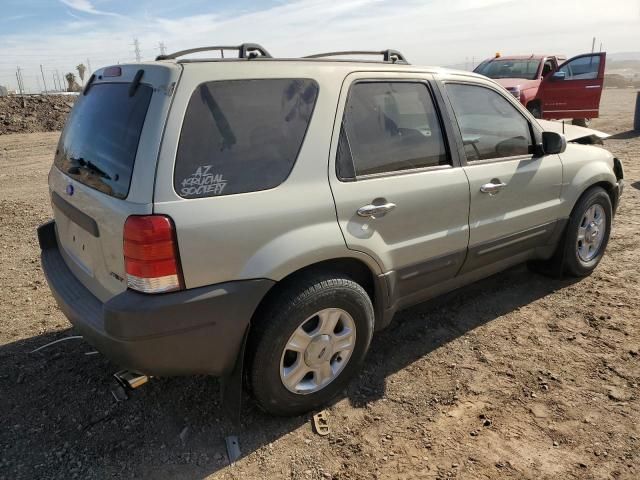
[68,157,114,181]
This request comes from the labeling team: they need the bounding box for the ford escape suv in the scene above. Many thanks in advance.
[38,44,624,416]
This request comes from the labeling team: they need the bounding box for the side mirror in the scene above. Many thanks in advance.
[551,71,566,81]
[542,131,567,155]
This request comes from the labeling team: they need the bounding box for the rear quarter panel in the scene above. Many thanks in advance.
[153,63,383,288]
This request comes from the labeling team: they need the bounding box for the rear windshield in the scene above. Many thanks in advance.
[474,59,541,80]
[175,79,318,198]
[54,83,153,199]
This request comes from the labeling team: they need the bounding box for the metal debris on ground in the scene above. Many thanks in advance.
[313,411,330,436]
[30,335,83,353]
[110,383,128,402]
[225,435,241,464]
[179,426,190,444]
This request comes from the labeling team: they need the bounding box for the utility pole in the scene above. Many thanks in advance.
[132,37,142,62]
[52,73,58,92]
[15,71,23,95]
[16,66,25,94]
[40,64,48,94]
[158,41,167,56]
[591,36,596,53]
[86,58,92,74]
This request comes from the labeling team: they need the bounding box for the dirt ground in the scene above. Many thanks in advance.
[0,89,638,480]
[0,95,76,135]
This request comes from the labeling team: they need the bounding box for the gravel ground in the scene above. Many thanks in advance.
[0,89,638,480]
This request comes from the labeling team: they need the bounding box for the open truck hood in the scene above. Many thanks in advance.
[537,119,610,145]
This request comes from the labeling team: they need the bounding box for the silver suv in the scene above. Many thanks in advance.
[38,44,624,416]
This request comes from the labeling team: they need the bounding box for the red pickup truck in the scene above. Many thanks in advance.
[474,53,606,127]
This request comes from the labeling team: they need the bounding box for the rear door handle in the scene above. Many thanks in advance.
[357,202,396,218]
[480,181,507,194]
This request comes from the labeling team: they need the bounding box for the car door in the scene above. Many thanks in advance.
[440,81,564,273]
[329,73,470,302]
[538,53,606,119]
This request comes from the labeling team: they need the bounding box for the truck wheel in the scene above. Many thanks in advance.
[527,102,542,119]
[248,275,374,416]
[562,187,612,277]
[572,118,591,127]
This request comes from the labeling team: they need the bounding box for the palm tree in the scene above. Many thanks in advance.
[76,64,86,85]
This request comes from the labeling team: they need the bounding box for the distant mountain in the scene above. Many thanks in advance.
[607,52,640,61]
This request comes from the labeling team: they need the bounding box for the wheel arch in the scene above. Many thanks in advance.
[526,99,542,118]
[249,256,387,332]
[561,147,618,218]
[569,180,616,219]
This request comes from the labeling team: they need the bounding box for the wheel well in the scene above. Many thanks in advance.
[526,100,541,113]
[587,181,616,209]
[249,257,378,329]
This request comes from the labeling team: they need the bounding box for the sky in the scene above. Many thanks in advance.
[1,0,639,92]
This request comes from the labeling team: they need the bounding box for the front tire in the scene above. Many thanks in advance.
[527,102,542,119]
[248,275,374,416]
[562,187,612,276]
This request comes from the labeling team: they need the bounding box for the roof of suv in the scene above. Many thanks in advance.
[148,42,485,81]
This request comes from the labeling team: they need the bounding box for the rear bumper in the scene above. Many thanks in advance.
[38,220,274,376]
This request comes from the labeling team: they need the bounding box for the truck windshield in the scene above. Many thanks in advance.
[54,83,153,199]
[474,59,541,80]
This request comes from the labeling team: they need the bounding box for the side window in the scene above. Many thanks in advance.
[175,79,318,198]
[338,82,449,178]
[445,84,532,161]
[558,55,601,80]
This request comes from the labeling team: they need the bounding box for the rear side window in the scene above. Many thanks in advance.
[445,83,532,161]
[338,82,449,179]
[54,83,153,199]
[175,79,318,198]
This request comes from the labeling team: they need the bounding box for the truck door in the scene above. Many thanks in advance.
[538,53,606,120]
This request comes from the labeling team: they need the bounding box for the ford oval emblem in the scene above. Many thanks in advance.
[66,184,74,196]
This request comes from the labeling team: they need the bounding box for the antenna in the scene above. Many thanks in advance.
[132,37,142,62]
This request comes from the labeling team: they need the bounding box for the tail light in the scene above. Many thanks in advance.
[123,215,184,293]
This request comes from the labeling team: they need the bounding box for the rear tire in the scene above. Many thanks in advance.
[247,274,374,416]
[572,118,591,128]
[562,187,612,277]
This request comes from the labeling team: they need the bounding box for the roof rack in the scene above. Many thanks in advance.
[156,43,272,61]
[303,49,409,64]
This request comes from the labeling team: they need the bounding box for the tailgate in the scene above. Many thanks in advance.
[48,63,181,302]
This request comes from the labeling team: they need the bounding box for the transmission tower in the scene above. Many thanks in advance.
[158,42,167,56]
[132,38,142,62]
